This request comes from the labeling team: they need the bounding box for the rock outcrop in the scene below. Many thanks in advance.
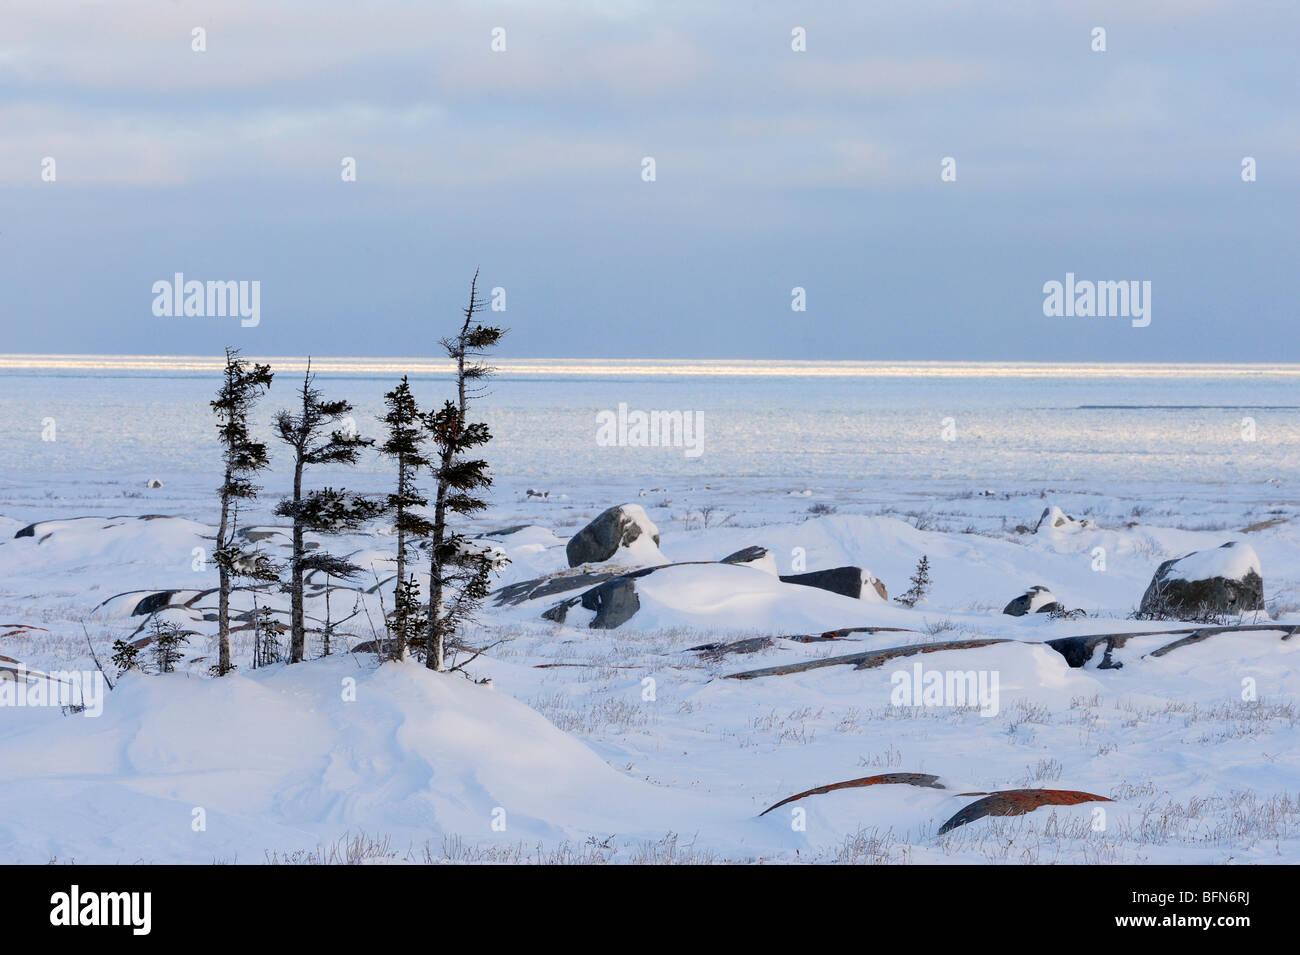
[565,504,662,567]
[1139,541,1263,618]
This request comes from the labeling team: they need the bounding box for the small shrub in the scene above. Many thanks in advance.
[894,556,932,608]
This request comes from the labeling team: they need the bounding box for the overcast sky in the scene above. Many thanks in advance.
[1,1,1296,360]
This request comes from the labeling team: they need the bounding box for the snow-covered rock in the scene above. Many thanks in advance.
[618,563,899,632]
[565,504,663,568]
[1003,585,1063,616]
[1139,541,1263,617]
[1033,506,1094,534]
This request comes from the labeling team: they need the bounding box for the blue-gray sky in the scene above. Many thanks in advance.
[1,1,1296,360]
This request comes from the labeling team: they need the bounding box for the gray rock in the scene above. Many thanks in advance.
[580,577,641,629]
[721,545,769,566]
[543,574,644,629]
[133,590,179,616]
[1002,585,1063,616]
[478,524,532,538]
[565,504,659,567]
[497,568,629,607]
[1139,542,1263,618]
[779,567,864,599]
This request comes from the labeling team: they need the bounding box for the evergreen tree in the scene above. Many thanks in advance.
[895,555,932,608]
[424,269,506,671]
[251,604,283,668]
[273,361,383,664]
[110,638,142,677]
[379,377,434,661]
[211,347,274,676]
[150,619,192,673]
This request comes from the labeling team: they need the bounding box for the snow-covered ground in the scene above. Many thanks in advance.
[1,481,1297,864]
[1,361,1297,863]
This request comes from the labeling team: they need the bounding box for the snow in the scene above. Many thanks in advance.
[1036,505,1092,533]
[1164,541,1261,583]
[0,658,729,863]
[626,563,889,632]
[1,364,1299,863]
[609,503,664,567]
[1024,587,1059,612]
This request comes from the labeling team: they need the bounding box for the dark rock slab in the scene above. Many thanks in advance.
[779,566,863,599]
[132,591,179,616]
[721,545,769,566]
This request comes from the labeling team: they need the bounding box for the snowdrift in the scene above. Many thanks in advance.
[0,658,719,864]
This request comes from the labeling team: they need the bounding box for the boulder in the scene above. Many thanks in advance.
[1139,541,1263,618]
[565,504,662,567]
[1003,585,1063,616]
[579,577,641,629]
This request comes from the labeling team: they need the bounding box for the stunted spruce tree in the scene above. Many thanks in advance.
[379,377,434,660]
[425,269,506,671]
[211,347,274,676]
[274,360,382,664]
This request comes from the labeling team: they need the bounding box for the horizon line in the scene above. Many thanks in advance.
[2,354,1300,379]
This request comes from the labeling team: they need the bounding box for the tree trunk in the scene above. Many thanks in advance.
[426,486,447,671]
[216,480,232,675]
[393,476,406,662]
[289,456,306,663]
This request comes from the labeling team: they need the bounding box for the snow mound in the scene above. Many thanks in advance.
[1034,506,1094,533]
[624,563,909,632]
[0,657,710,863]
[2,516,209,586]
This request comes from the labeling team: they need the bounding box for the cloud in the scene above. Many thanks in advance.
[780,57,989,101]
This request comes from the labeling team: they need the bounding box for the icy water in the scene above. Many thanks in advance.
[0,357,1297,507]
